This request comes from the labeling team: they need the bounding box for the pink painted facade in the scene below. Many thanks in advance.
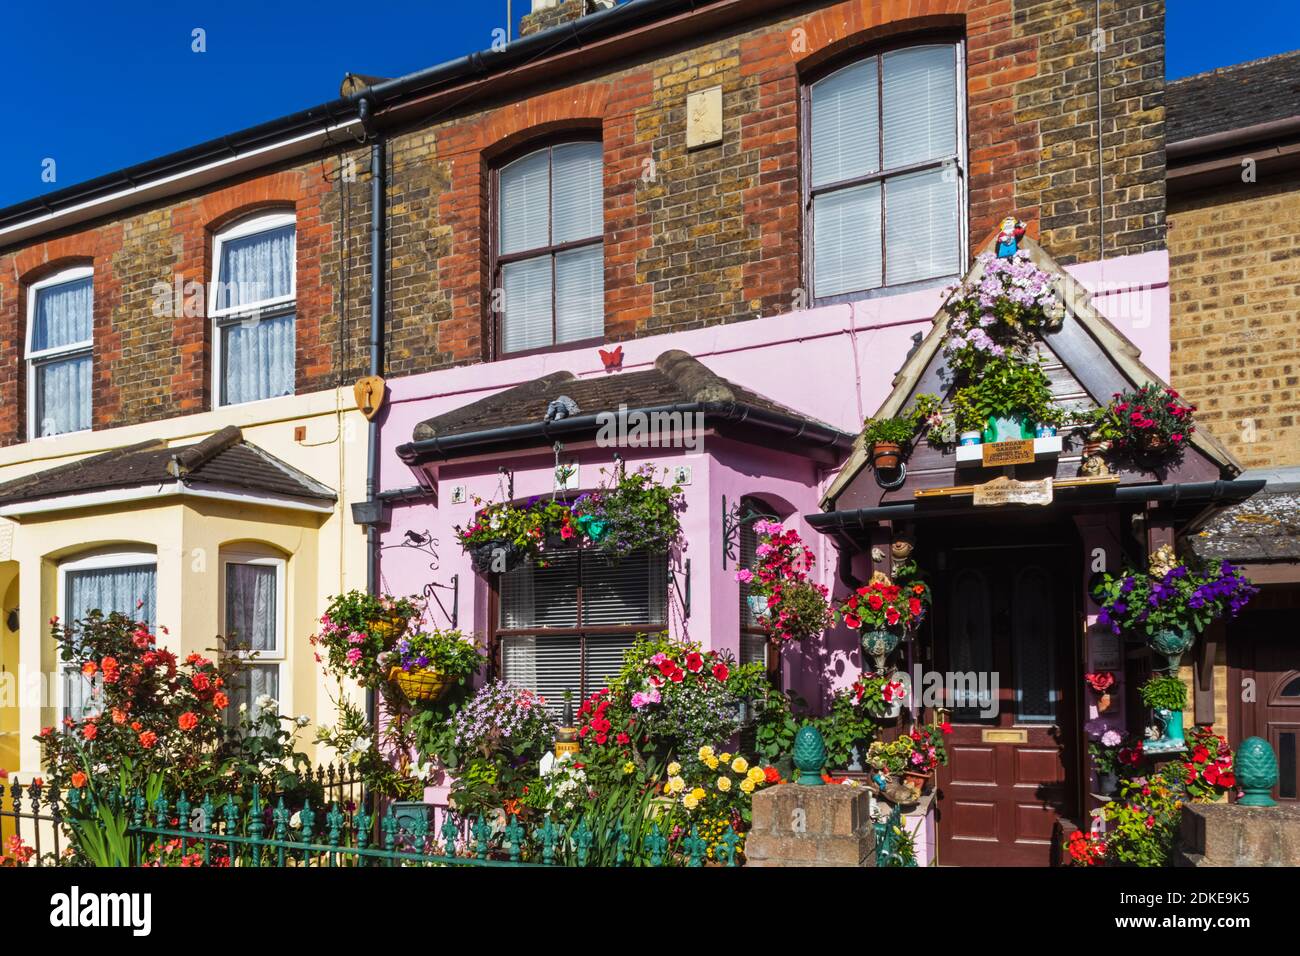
[377,250,1171,668]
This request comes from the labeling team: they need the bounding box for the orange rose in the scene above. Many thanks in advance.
[213,692,229,710]
[178,711,199,732]
[138,730,157,749]
[70,771,87,789]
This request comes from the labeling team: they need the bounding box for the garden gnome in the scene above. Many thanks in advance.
[995,216,1026,258]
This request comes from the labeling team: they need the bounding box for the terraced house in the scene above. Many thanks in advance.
[0,0,1269,867]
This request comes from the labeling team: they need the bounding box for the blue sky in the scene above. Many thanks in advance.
[1,0,1297,208]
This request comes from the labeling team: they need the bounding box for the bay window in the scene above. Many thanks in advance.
[210,212,297,406]
[496,549,666,714]
[494,140,604,355]
[27,266,93,439]
[806,42,964,300]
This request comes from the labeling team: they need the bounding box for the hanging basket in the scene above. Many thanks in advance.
[468,540,528,575]
[388,666,453,704]
[860,626,905,672]
[1146,625,1196,673]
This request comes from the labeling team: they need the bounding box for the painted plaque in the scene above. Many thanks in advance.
[982,439,1035,467]
[1090,628,1123,671]
[972,476,1054,507]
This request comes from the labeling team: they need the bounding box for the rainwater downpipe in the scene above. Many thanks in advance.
[362,98,386,731]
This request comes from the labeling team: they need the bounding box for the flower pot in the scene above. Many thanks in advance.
[1097,771,1119,796]
[746,593,771,620]
[1147,625,1196,673]
[871,442,902,471]
[388,666,453,704]
[902,771,932,795]
[959,430,983,446]
[1034,423,1057,438]
[860,626,905,673]
[982,416,1030,443]
[1147,707,1186,753]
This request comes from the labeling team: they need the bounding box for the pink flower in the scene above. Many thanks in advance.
[345,648,362,665]
[735,569,754,583]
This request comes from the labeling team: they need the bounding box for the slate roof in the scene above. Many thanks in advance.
[1167,50,1300,143]
[0,426,337,508]
[1190,467,1300,563]
[409,349,846,443]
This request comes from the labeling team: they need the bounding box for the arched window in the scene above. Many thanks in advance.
[493,140,604,355]
[210,211,297,406]
[26,265,93,438]
[805,41,964,301]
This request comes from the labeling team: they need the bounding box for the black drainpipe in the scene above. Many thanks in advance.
[361,98,385,733]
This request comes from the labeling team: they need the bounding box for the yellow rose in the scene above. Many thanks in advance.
[717,776,732,792]
[747,766,766,783]
[731,756,748,774]
[705,756,719,770]
[719,752,732,763]
[691,787,706,802]
[668,775,685,794]
[697,745,714,760]
[740,778,755,794]
[683,793,699,810]
[667,761,681,776]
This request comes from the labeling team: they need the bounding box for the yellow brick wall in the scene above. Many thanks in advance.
[1168,170,1300,469]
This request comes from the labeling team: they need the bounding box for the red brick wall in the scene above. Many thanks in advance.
[0,0,1166,444]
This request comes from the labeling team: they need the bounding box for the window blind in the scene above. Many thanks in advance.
[221,311,296,405]
[35,355,92,437]
[555,245,604,344]
[499,149,551,255]
[581,551,667,626]
[882,45,957,169]
[813,183,882,298]
[810,59,879,188]
[32,277,93,350]
[884,167,959,285]
[216,224,295,309]
[501,257,554,355]
[225,563,278,653]
[551,142,603,244]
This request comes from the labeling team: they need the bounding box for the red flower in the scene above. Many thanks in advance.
[69,771,88,789]
[192,673,211,693]
[885,606,901,626]
[82,723,98,741]
[868,594,884,611]
[177,712,199,732]
[657,659,676,677]
[138,730,157,749]
[685,652,704,673]
[939,722,952,735]
[616,732,630,745]
[213,692,229,710]
[764,766,780,784]
[844,613,860,629]
[908,597,922,617]
[712,662,729,682]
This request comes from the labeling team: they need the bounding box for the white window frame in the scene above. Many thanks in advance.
[805,40,968,303]
[219,552,289,719]
[57,549,157,719]
[209,211,297,408]
[26,265,94,441]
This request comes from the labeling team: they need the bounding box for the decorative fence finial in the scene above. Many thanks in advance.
[792,723,826,786]
[1236,736,1279,807]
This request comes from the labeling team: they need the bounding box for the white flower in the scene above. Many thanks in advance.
[295,715,311,727]
[351,736,372,754]
[290,811,302,830]
[254,694,278,713]
[239,702,248,714]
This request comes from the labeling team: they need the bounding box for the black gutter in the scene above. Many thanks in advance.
[395,400,855,465]
[807,479,1267,539]
[0,0,716,233]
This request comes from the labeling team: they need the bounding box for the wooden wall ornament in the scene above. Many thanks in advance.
[354,376,386,420]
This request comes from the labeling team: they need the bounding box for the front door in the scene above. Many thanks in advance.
[1230,605,1300,802]
[934,544,1078,866]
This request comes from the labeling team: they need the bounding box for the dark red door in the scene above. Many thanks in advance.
[1230,606,1300,802]
[934,545,1079,866]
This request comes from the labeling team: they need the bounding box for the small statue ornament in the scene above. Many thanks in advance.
[996,216,1027,258]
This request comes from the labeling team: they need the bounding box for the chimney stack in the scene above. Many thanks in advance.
[519,0,609,39]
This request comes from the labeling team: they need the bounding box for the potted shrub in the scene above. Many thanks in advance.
[735,521,833,644]
[953,357,1061,443]
[1140,675,1188,751]
[381,628,485,704]
[862,416,918,471]
[570,464,685,558]
[1087,728,1130,795]
[1101,383,1197,460]
[1093,546,1258,673]
[838,570,932,672]
[852,672,908,720]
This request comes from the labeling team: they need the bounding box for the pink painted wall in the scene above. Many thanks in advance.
[378,251,1170,693]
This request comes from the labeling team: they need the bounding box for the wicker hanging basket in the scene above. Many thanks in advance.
[388,666,453,704]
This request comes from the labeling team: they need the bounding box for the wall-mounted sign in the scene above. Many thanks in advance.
[1090,629,1123,671]
[972,476,1054,507]
[982,439,1036,467]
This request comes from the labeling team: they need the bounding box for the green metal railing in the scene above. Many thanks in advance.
[91,785,742,868]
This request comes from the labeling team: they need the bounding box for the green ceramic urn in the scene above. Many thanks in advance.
[1236,736,1278,807]
[793,723,827,786]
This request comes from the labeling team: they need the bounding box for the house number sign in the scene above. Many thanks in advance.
[981,439,1036,467]
[972,476,1054,507]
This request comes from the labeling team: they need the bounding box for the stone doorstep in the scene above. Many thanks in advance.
[1179,801,1300,866]
[745,783,877,868]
